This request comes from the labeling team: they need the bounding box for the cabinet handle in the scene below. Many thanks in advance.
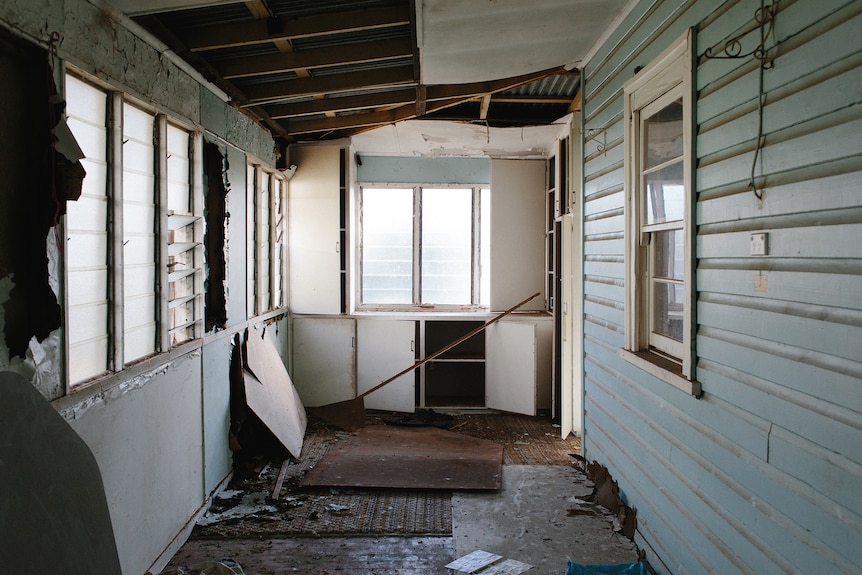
[351,336,355,349]
[335,241,340,253]
[411,339,415,352]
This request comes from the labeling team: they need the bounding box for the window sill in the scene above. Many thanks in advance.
[619,349,702,397]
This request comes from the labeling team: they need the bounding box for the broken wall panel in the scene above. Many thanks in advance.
[203,141,228,331]
[243,327,307,459]
[0,29,65,365]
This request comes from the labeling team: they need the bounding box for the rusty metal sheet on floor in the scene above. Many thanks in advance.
[301,426,503,490]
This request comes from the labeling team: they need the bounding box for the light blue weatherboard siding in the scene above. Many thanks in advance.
[579,0,862,573]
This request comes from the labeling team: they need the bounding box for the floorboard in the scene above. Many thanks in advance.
[165,536,455,575]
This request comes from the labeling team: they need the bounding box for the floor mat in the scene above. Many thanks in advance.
[190,413,578,539]
[192,487,452,538]
[301,426,503,490]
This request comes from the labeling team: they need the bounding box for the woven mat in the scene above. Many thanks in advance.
[191,414,578,539]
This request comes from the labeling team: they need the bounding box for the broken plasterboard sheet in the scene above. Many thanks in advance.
[243,329,307,458]
[197,491,276,526]
[446,550,532,575]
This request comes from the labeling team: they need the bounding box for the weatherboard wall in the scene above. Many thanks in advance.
[579,0,862,573]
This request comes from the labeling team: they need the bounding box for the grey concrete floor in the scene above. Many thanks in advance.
[166,464,638,574]
[453,465,639,574]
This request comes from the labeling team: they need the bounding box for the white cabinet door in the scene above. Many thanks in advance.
[291,317,355,407]
[486,320,537,415]
[357,319,415,413]
[289,145,342,314]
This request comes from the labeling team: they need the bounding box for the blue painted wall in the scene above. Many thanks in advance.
[356,155,490,184]
[579,0,862,573]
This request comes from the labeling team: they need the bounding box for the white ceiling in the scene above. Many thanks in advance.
[417,0,633,84]
[352,118,571,159]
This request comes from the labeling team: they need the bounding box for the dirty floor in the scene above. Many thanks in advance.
[164,413,639,575]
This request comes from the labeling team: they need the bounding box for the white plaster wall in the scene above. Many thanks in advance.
[489,159,547,312]
[201,338,232,496]
[65,352,204,575]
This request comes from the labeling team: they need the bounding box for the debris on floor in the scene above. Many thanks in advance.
[565,560,647,575]
[446,550,532,574]
[197,491,277,526]
[157,558,244,575]
[382,408,455,428]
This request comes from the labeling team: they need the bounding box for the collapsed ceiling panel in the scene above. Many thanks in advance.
[417,0,632,84]
[128,0,595,148]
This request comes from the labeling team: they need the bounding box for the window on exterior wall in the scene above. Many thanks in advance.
[622,30,699,395]
[64,72,204,388]
[273,177,286,309]
[121,103,158,363]
[247,164,257,318]
[247,164,284,317]
[65,75,110,383]
[256,170,272,314]
[359,185,488,310]
[166,123,203,346]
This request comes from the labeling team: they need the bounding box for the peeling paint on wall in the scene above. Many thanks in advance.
[56,349,202,422]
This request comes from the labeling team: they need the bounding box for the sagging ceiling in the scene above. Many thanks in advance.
[120,0,632,150]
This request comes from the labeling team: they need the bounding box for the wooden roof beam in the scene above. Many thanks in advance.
[263,88,416,119]
[241,65,415,103]
[218,37,413,79]
[185,5,411,51]
[279,97,465,135]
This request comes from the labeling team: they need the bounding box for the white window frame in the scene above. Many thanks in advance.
[164,119,204,346]
[357,183,488,312]
[621,30,700,396]
[64,72,204,390]
[247,163,287,317]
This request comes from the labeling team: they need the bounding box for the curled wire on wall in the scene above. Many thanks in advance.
[704,0,779,201]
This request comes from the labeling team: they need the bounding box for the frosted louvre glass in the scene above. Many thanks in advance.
[123,103,157,361]
[480,187,490,306]
[361,188,413,304]
[273,179,285,308]
[65,75,110,383]
[166,125,200,343]
[166,125,190,214]
[421,188,472,305]
[257,173,271,312]
[247,165,256,318]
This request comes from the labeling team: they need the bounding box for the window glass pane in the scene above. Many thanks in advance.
[65,75,110,383]
[257,172,271,313]
[651,280,684,342]
[247,165,256,317]
[643,98,683,169]
[653,229,684,281]
[480,187,490,306]
[362,188,413,304]
[274,179,285,308]
[644,160,684,224]
[421,188,472,305]
[123,103,157,362]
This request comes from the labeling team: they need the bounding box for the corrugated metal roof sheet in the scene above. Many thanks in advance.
[501,74,579,97]
[291,26,411,50]
[268,0,404,18]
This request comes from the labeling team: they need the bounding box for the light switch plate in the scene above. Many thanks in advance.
[750,232,767,256]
